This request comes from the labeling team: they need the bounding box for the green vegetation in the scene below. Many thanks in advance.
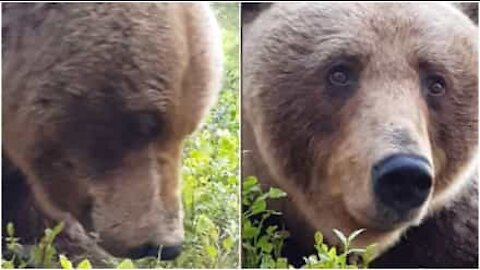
[154,3,240,268]
[242,176,290,268]
[2,222,133,269]
[3,222,63,268]
[2,3,239,269]
[242,176,377,269]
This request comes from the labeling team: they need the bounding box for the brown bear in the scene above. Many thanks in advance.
[2,3,222,263]
[242,3,478,267]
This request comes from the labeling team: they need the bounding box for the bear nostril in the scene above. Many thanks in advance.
[159,244,183,260]
[127,243,183,260]
[372,154,432,213]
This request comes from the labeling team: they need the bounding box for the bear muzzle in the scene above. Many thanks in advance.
[126,242,183,260]
[372,154,433,225]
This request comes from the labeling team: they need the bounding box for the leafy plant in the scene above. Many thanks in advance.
[29,222,64,268]
[2,222,95,269]
[242,176,378,269]
[2,222,26,268]
[302,230,377,269]
[242,176,290,268]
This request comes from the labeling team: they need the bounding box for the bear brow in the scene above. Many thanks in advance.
[300,37,370,73]
[415,48,469,77]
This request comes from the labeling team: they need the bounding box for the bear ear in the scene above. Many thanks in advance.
[242,3,272,25]
[454,2,478,25]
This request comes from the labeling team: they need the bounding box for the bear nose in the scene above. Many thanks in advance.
[127,243,182,260]
[372,154,432,213]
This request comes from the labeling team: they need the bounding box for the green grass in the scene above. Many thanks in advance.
[2,3,239,269]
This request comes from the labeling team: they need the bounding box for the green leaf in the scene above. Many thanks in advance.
[267,187,287,199]
[250,199,266,215]
[76,259,92,269]
[265,225,278,236]
[275,257,289,268]
[116,259,135,269]
[258,236,273,253]
[242,221,259,239]
[260,255,275,268]
[222,235,234,252]
[347,248,365,255]
[59,255,73,269]
[332,229,347,247]
[347,228,366,242]
[314,231,324,245]
[205,245,218,259]
[6,223,14,237]
[44,228,53,240]
[2,260,15,269]
[52,222,65,236]
[243,176,258,192]
[328,247,337,258]
[362,244,378,267]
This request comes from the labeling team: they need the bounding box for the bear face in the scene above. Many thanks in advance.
[2,3,222,259]
[243,3,477,255]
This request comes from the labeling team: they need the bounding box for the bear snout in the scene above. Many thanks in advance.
[372,154,433,221]
[126,242,183,260]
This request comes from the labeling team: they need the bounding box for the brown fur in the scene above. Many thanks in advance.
[242,2,477,262]
[3,3,222,258]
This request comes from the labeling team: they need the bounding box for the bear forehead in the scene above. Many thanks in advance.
[254,3,476,56]
[6,4,188,114]
[266,3,476,32]
[244,3,477,83]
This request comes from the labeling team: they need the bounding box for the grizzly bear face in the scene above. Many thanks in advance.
[243,3,477,254]
[3,3,222,259]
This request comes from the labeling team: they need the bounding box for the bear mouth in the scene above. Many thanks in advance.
[369,203,428,231]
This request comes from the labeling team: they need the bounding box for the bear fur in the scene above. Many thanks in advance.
[242,3,478,267]
[2,3,222,263]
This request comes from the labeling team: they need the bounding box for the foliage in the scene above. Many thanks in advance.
[1,222,142,269]
[302,230,377,269]
[242,176,290,268]
[150,3,240,268]
[242,176,377,269]
[2,3,239,269]
[2,222,68,268]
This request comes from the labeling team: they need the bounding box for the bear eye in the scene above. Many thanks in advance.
[137,113,161,138]
[124,111,163,145]
[327,65,353,87]
[425,75,446,97]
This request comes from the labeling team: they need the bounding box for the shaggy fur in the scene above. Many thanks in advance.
[242,3,478,267]
[2,3,222,260]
